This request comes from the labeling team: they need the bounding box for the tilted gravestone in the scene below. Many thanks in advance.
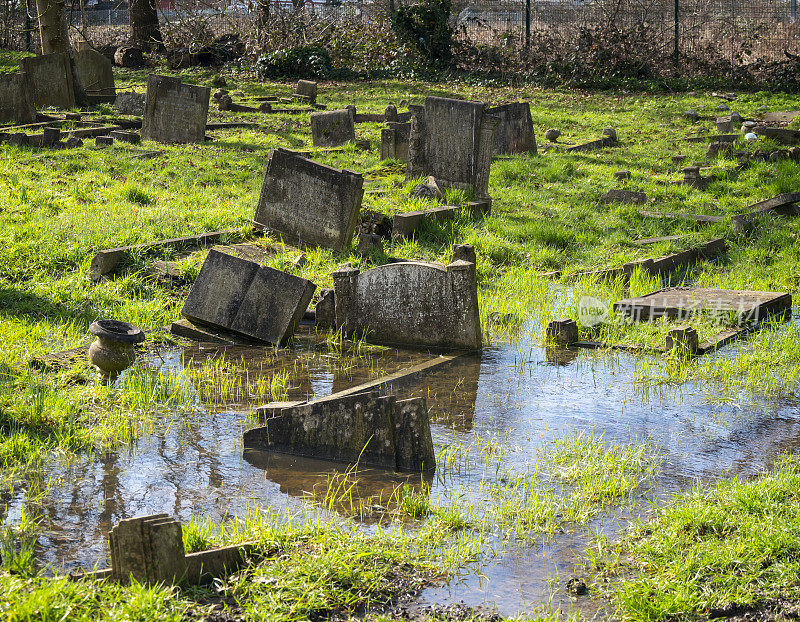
[181,248,315,344]
[486,102,537,155]
[110,514,185,584]
[0,73,36,124]
[141,74,210,144]
[310,109,355,147]
[255,148,364,251]
[380,122,411,161]
[244,392,436,472]
[295,79,317,103]
[332,259,482,350]
[407,96,499,198]
[20,53,75,109]
[73,49,116,103]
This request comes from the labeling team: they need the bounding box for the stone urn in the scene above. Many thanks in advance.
[87,320,145,379]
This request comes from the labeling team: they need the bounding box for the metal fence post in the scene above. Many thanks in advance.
[525,0,531,49]
[673,0,679,64]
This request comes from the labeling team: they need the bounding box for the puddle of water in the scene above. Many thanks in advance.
[6,328,800,616]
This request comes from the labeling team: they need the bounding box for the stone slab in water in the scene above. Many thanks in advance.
[255,147,363,251]
[141,74,210,144]
[310,109,355,147]
[486,102,537,155]
[181,247,315,344]
[20,53,75,109]
[0,73,36,125]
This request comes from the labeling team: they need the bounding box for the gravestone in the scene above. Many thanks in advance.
[310,109,355,147]
[181,248,315,344]
[486,102,537,155]
[295,79,317,103]
[0,73,35,124]
[332,259,481,350]
[20,53,75,109]
[114,91,146,116]
[546,319,578,345]
[601,189,647,204]
[255,148,364,251]
[73,49,116,103]
[110,514,185,583]
[141,74,211,144]
[380,122,411,161]
[244,392,435,472]
[407,96,499,198]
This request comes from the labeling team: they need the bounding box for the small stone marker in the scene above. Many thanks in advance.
[310,109,356,147]
[602,189,647,204]
[295,79,317,103]
[0,73,35,124]
[357,232,382,253]
[73,48,116,103]
[96,135,114,147]
[407,96,499,199]
[683,110,700,122]
[672,154,688,165]
[614,170,631,181]
[141,74,211,144]
[665,326,699,354]
[315,289,336,328]
[380,122,411,161]
[20,53,75,109]
[42,127,61,147]
[683,166,710,189]
[715,117,734,132]
[486,102,537,155]
[545,128,561,142]
[110,130,141,144]
[181,248,315,344]
[245,392,436,472]
[546,319,579,345]
[255,148,364,251]
[332,259,481,350]
[452,243,476,264]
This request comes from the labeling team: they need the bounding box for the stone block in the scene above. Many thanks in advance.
[0,72,35,125]
[114,91,146,116]
[109,514,185,583]
[255,148,364,251]
[665,326,699,354]
[73,48,116,103]
[753,126,800,145]
[546,319,579,345]
[181,248,315,344]
[393,397,436,472]
[314,289,335,329]
[357,232,382,253]
[407,96,499,198]
[332,259,481,350]
[141,74,210,144]
[452,243,476,264]
[380,122,411,161]
[486,102,537,155]
[43,127,61,147]
[110,130,141,144]
[20,53,75,109]
[295,79,317,103]
[310,109,355,147]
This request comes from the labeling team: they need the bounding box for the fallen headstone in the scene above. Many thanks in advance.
[566,132,617,153]
[20,53,75,109]
[380,122,411,161]
[407,96,499,199]
[486,102,537,155]
[762,111,800,125]
[601,189,647,204]
[73,49,116,103]
[110,130,140,144]
[391,200,491,239]
[141,75,211,144]
[752,126,800,145]
[254,148,363,251]
[0,73,36,125]
[332,258,481,350]
[310,109,356,147]
[731,192,800,231]
[181,248,315,344]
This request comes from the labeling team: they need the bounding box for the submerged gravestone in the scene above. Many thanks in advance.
[73,49,116,103]
[310,109,355,147]
[0,73,36,124]
[20,53,75,109]
[407,96,499,198]
[380,122,411,161]
[332,259,481,350]
[141,74,211,144]
[255,148,364,251]
[486,102,537,155]
[181,248,315,344]
[245,392,436,472]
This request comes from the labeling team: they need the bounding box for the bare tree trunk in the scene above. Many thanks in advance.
[257,0,270,38]
[79,0,86,33]
[129,0,162,50]
[35,0,70,54]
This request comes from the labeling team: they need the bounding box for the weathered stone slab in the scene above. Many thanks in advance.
[141,75,210,144]
[753,126,800,145]
[73,49,116,103]
[333,259,481,350]
[731,192,800,231]
[613,287,791,323]
[255,148,363,251]
[601,189,647,204]
[638,210,725,224]
[295,80,317,103]
[182,248,315,344]
[685,134,738,144]
[310,109,355,147]
[762,111,800,125]
[391,202,490,240]
[380,122,411,161]
[632,234,684,246]
[0,73,35,125]
[566,136,615,153]
[20,53,75,109]
[486,102,537,155]
[245,392,435,472]
[407,96,499,198]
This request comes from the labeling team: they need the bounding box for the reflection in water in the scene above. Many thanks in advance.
[5,334,800,616]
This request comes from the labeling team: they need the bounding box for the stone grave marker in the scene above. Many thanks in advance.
[295,79,317,103]
[110,514,185,583]
[380,122,411,161]
[20,53,75,109]
[0,73,36,124]
[601,189,647,204]
[486,102,537,155]
[255,148,364,251]
[181,247,315,344]
[407,96,499,198]
[141,74,211,144]
[73,49,116,103]
[310,109,355,147]
[332,258,482,350]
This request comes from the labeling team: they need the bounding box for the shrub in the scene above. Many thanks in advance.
[392,0,454,66]
[256,45,332,79]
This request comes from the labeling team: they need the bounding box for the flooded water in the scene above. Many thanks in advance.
[6,324,800,616]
